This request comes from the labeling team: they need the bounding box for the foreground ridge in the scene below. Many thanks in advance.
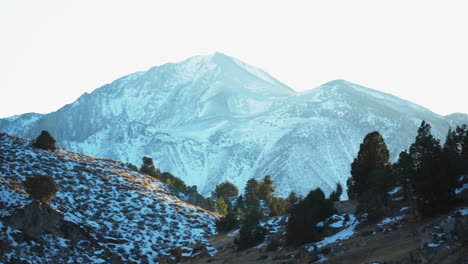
[0,133,217,263]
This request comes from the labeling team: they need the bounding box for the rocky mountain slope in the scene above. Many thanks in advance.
[184,191,468,264]
[1,53,467,197]
[0,134,217,263]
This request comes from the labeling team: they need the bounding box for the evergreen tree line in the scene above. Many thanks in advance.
[347,121,468,220]
[213,175,343,249]
[212,176,290,249]
[216,121,468,250]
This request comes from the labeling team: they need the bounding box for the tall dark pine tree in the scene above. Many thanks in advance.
[258,175,275,201]
[234,205,267,250]
[463,131,468,172]
[347,131,393,220]
[347,131,391,200]
[408,121,453,216]
[286,191,299,213]
[235,195,246,213]
[455,125,468,173]
[286,188,336,245]
[244,178,260,209]
[394,149,416,200]
[216,211,240,233]
[409,121,440,163]
[441,129,463,194]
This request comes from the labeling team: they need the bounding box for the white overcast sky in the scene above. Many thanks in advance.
[1,0,467,118]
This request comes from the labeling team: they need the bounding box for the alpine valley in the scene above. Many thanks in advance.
[1,53,467,197]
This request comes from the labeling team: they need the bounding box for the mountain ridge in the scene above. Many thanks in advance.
[1,53,468,197]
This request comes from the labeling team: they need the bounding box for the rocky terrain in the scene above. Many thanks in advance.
[0,134,217,263]
[1,133,467,263]
[183,195,468,264]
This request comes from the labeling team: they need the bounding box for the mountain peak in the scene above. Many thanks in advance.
[322,79,352,85]
[178,52,235,68]
[318,79,363,89]
[317,79,392,97]
[170,52,295,97]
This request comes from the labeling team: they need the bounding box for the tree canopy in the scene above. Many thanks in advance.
[33,130,57,151]
[23,175,59,203]
[212,181,239,200]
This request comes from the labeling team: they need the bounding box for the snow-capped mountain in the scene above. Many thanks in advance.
[1,53,467,197]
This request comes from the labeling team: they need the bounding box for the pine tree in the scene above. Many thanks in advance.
[234,205,267,250]
[286,191,299,213]
[441,128,463,197]
[215,197,229,216]
[216,211,240,232]
[212,181,239,200]
[207,199,215,212]
[33,130,57,151]
[409,121,440,164]
[356,168,393,220]
[235,195,246,213]
[329,183,343,202]
[347,131,390,200]
[286,188,336,245]
[393,150,415,200]
[259,175,275,201]
[244,178,260,209]
[454,125,468,173]
[414,148,446,216]
[408,121,454,216]
[393,122,467,217]
[268,197,287,216]
[463,129,468,173]
[347,131,393,220]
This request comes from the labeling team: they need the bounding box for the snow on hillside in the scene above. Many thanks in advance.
[1,54,467,199]
[0,134,217,263]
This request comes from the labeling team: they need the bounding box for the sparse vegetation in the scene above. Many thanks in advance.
[139,157,188,194]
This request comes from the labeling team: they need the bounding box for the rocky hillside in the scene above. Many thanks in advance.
[0,134,217,263]
[1,53,468,198]
[183,190,468,264]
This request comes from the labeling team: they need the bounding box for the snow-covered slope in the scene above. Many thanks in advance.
[0,134,217,263]
[1,53,467,197]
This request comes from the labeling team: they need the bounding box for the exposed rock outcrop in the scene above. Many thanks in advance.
[4,201,90,243]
